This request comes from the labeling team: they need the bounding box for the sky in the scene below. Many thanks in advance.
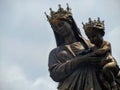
[0,0,120,90]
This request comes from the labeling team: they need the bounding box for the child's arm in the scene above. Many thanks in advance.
[91,41,111,56]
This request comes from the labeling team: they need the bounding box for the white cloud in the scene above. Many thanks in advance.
[0,63,32,90]
[1,32,56,79]
[0,62,57,90]
[32,77,57,90]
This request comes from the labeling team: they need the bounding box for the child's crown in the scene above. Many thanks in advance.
[82,17,105,31]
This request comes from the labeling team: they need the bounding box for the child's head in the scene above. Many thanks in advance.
[82,18,105,47]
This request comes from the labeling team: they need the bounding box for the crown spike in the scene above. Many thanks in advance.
[49,8,52,11]
[49,8,55,15]
[94,20,96,23]
[44,12,50,21]
[58,4,64,12]
[102,20,104,24]
[97,17,100,23]
[82,22,84,25]
[82,22,85,26]
[66,3,69,11]
[88,18,92,23]
[82,22,85,29]
[66,3,71,11]
[58,4,61,8]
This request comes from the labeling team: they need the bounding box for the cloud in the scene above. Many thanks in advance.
[0,63,31,90]
[1,33,55,79]
[32,77,57,90]
[0,62,57,90]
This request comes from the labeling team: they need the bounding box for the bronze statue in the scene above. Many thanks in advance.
[46,4,120,90]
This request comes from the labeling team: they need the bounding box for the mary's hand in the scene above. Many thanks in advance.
[78,53,103,64]
[100,58,112,65]
[86,52,105,63]
[89,56,103,63]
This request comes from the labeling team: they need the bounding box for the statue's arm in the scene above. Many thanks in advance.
[97,41,111,53]
[91,41,111,56]
[48,49,102,82]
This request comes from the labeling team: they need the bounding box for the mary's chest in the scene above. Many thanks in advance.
[57,42,85,60]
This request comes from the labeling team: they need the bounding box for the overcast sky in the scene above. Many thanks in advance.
[0,0,120,90]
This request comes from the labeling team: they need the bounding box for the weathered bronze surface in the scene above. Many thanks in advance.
[46,4,120,90]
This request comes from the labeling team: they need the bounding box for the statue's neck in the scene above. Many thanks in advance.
[64,34,77,45]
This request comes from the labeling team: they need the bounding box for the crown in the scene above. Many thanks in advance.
[82,17,105,31]
[44,3,72,24]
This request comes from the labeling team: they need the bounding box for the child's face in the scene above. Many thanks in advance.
[86,28,103,47]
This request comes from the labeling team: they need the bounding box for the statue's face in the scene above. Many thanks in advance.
[53,20,73,36]
[86,28,103,47]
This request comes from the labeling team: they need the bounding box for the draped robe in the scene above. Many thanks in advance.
[48,41,120,90]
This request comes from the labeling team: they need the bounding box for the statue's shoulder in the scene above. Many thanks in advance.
[49,47,61,57]
[49,48,58,55]
[48,48,58,63]
[103,40,111,46]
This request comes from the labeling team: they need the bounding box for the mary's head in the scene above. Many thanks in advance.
[45,4,88,49]
[50,19,74,37]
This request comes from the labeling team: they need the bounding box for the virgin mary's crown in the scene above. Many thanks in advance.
[45,4,72,24]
